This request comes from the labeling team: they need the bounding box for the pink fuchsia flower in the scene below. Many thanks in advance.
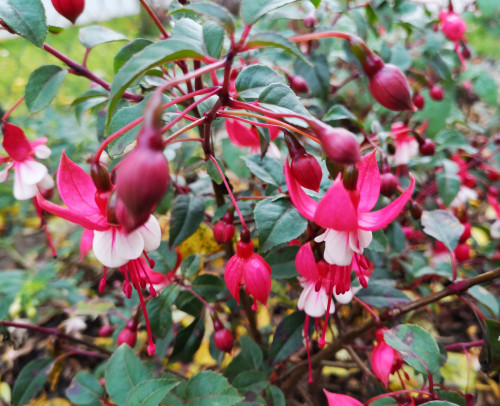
[225,118,281,159]
[371,328,406,387]
[439,11,466,42]
[51,0,85,25]
[0,122,54,200]
[323,390,363,406]
[224,235,272,309]
[285,150,415,270]
[390,122,418,166]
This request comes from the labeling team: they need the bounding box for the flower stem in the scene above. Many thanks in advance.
[139,0,169,39]
[2,97,24,121]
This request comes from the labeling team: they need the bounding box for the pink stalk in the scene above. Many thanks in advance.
[444,339,484,351]
[208,154,248,230]
[289,31,353,43]
[139,0,169,39]
[2,97,24,121]
[353,296,380,322]
[163,117,206,146]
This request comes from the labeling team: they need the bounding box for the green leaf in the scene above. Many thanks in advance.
[185,371,243,405]
[384,324,441,380]
[356,280,410,308]
[105,345,151,406]
[146,284,179,338]
[477,0,500,16]
[170,2,235,35]
[323,104,363,129]
[265,245,299,279]
[480,319,500,372]
[266,386,286,406]
[437,171,460,207]
[66,371,104,406]
[309,0,321,8]
[246,32,311,65]
[170,317,205,362]
[242,154,284,186]
[206,157,226,185]
[192,274,225,302]
[25,65,67,113]
[222,139,250,178]
[12,357,54,406]
[114,38,153,73]
[420,402,460,406]
[294,54,330,101]
[232,370,269,395]
[203,21,225,59]
[468,285,499,318]
[421,210,464,251]
[79,25,127,49]
[169,195,205,247]
[149,241,181,273]
[240,0,298,25]
[225,336,263,380]
[126,378,179,406]
[0,0,47,47]
[235,65,284,101]
[389,45,412,71]
[181,254,202,278]
[108,39,204,129]
[259,83,312,123]
[473,74,498,107]
[368,230,388,252]
[254,198,307,252]
[269,311,310,365]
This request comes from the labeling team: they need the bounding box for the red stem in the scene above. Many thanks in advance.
[2,97,24,121]
[139,0,169,39]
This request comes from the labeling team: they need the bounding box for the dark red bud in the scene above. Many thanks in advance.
[90,162,112,192]
[41,187,54,200]
[288,74,309,94]
[213,221,235,244]
[429,85,444,101]
[368,64,415,111]
[303,13,316,28]
[240,227,251,243]
[117,327,137,348]
[51,0,85,24]
[214,328,234,353]
[419,139,435,156]
[462,44,471,59]
[380,172,399,197]
[213,319,224,332]
[99,325,114,337]
[105,191,120,226]
[308,120,361,165]
[349,37,384,77]
[459,223,471,243]
[291,153,322,192]
[454,243,470,261]
[342,165,358,191]
[410,201,423,220]
[386,142,396,155]
[178,0,189,4]
[413,93,425,110]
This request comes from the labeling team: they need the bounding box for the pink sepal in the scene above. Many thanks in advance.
[226,119,260,147]
[315,178,358,231]
[371,340,394,387]
[79,228,94,261]
[2,122,32,161]
[357,151,381,213]
[323,390,364,406]
[295,243,319,280]
[284,157,318,221]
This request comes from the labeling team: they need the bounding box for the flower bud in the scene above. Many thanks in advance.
[213,212,235,244]
[368,64,415,111]
[413,93,425,110]
[429,85,444,101]
[51,0,85,24]
[291,153,322,192]
[380,172,399,197]
[117,326,137,348]
[419,139,435,156]
[99,325,114,337]
[287,74,309,94]
[349,37,384,77]
[214,328,234,353]
[308,120,361,165]
[454,243,470,262]
[303,12,316,28]
[410,201,422,220]
[342,165,358,191]
[439,11,466,42]
[90,162,112,192]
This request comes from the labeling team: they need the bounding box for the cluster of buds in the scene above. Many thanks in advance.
[284,132,322,191]
[51,0,85,24]
[213,211,235,244]
[349,37,414,111]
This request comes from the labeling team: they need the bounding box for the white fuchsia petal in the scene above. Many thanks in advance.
[13,171,38,200]
[17,159,47,185]
[93,228,144,268]
[298,282,334,318]
[34,144,51,159]
[317,229,353,266]
[348,229,373,254]
[37,173,54,191]
[333,289,353,304]
[136,215,162,252]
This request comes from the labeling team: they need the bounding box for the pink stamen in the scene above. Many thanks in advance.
[251,298,258,311]
[99,267,108,293]
[319,279,335,348]
[143,251,155,268]
[134,272,156,356]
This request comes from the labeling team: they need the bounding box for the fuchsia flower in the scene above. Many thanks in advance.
[285,150,415,279]
[390,122,418,166]
[36,152,161,355]
[323,390,363,406]
[51,0,85,25]
[0,122,54,200]
[439,11,466,42]
[225,119,281,158]
[371,328,406,387]
[224,236,272,309]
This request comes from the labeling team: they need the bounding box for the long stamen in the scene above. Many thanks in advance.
[121,265,132,298]
[319,280,335,348]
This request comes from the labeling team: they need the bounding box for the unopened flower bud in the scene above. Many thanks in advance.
[459,223,471,243]
[90,162,112,192]
[291,153,322,192]
[419,139,435,156]
[349,37,385,77]
[454,243,470,261]
[368,64,415,111]
[287,74,309,94]
[213,212,235,244]
[214,328,234,353]
[51,0,85,24]
[99,325,114,337]
[303,12,316,28]
[439,11,466,42]
[410,201,422,220]
[429,85,444,101]
[117,326,137,348]
[380,172,399,197]
[342,165,358,191]
[413,93,425,110]
[308,119,361,165]
[461,44,471,59]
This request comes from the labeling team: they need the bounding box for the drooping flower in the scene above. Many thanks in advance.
[0,122,54,200]
[51,0,85,24]
[439,10,467,71]
[224,235,272,309]
[225,119,281,159]
[371,328,407,388]
[390,122,418,166]
[285,150,415,275]
[323,390,364,406]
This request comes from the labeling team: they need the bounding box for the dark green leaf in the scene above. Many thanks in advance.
[25,65,67,113]
[12,357,54,406]
[79,25,127,49]
[421,210,464,251]
[225,336,263,380]
[126,378,179,406]
[468,285,499,318]
[437,171,460,207]
[181,254,201,278]
[170,317,205,362]
[356,280,410,308]
[192,274,225,302]
[147,284,179,338]
[170,3,235,35]
[203,21,225,59]
[323,104,363,129]
[384,324,441,380]
[66,371,104,406]
[149,241,180,273]
[169,195,205,247]
[265,245,299,279]
[389,45,412,71]
[242,154,284,186]
[368,230,388,252]
[254,198,307,252]
[206,157,226,185]
[294,54,330,100]
[232,371,269,394]
[480,319,500,372]
[266,386,286,406]
[185,371,243,405]
[222,139,250,178]
[240,0,298,25]
[105,345,151,405]
[473,74,498,107]
[0,0,47,47]
[269,311,311,365]
[246,32,310,65]
[259,83,312,123]
[235,65,284,101]
[114,38,153,73]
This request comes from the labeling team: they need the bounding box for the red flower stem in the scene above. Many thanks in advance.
[42,44,142,102]
[230,99,312,123]
[238,25,252,47]
[289,31,353,43]
[2,97,24,121]
[209,154,248,230]
[60,344,108,358]
[139,0,169,39]
[366,390,432,405]
[82,48,91,67]
[445,339,484,351]
[163,117,206,146]
[353,296,380,322]
[183,285,213,309]
[450,248,458,281]
[93,87,217,162]
[0,320,112,354]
